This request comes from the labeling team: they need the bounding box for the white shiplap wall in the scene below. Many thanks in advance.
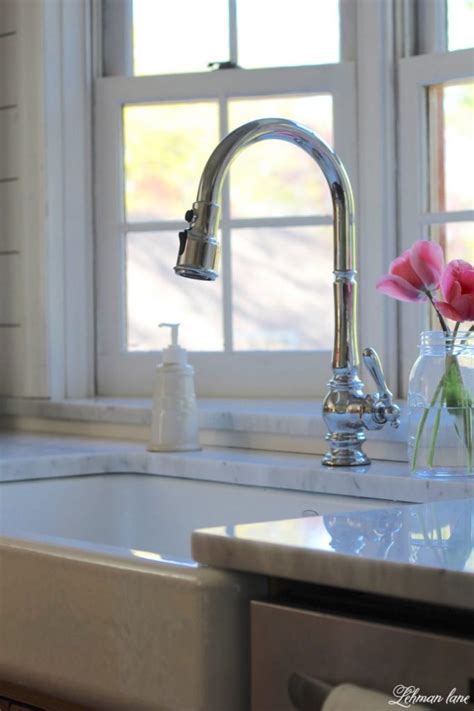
[1,0,95,399]
[0,0,24,395]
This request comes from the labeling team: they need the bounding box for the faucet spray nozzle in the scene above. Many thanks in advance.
[175,201,221,281]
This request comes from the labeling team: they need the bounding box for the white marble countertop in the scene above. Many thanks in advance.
[2,430,474,612]
[1,430,474,503]
[192,497,474,610]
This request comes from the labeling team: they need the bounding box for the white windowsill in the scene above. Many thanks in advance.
[0,396,409,462]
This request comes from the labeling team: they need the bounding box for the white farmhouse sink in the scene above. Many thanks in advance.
[0,473,394,710]
[0,472,392,558]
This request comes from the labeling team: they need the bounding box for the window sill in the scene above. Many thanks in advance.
[0,396,409,462]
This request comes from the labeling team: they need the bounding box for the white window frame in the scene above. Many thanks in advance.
[95,64,361,396]
[94,0,399,398]
[398,46,474,390]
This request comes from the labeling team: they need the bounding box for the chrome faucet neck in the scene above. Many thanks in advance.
[196,119,356,276]
[175,118,399,466]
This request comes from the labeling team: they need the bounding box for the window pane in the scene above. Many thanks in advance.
[126,232,223,351]
[133,0,229,76]
[231,226,333,350]
[428,81,474,212]
[430,222,474,263]
[429,222,474,328]
[228,95,333,218]
[237,0,340,68]
[448,0,474,51]
[123,102,219,222]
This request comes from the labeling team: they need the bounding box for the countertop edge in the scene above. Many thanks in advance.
[191,528,474,612]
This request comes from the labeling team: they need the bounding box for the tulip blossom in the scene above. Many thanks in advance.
[376,240,444,303]
[377,240,473,474]
[436,260,474,322]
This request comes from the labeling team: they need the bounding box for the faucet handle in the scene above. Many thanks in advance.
[362,347,391,398]
[362,347,400,429]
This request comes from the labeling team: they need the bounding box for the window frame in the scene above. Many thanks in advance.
[398,46,474,390]
[95,0,474,400]
[95,59,363,397]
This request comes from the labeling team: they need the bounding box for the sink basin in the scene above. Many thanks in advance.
[0,472,391,558]
[0,472,394,710]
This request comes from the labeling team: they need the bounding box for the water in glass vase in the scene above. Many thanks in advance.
[408,331,473,478]
[408,405,473,477]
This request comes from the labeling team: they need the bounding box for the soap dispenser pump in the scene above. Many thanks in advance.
[148,323,201,452]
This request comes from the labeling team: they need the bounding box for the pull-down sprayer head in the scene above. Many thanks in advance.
[176,202,220,281]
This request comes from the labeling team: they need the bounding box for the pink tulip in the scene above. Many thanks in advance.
[376,240,444,303]
[410,240,445,288]
[436,260,474,322]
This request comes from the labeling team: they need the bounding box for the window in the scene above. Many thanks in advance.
[96,0,356,396]
[447,0,474,51]
[131,0,340,76]
[123,95,334,354]
[398,2,474,386]
[96,0,473,398]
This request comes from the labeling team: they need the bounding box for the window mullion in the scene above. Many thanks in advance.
[102,0,133,77]
[354,0,399,396]
[124,216,334,233]
[98,64,348,104]
[219,95,233,352]
[229,0,238,66]
[231,216,333,229]
[123,220,187,232]
[416,0,447,55]
[339,0,357,61]
[420,210,474,224]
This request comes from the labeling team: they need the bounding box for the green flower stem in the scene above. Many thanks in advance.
[409,304,472,473]
[445,338,473,469]
[412,348,472,472]
[426,291,450,335]
[427,409,441,468]
[427,380,446,468]
[461,325,473,471]
[463,407,473,472]
[411,374,445,471]
[460,323,474,346]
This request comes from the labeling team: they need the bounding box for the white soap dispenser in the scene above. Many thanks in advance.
[148,323,201,452]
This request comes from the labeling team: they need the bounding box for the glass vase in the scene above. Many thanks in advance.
[407,330,473,477]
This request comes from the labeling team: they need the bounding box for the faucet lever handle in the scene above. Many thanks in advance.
[362,347,400,429]
[362,347,391,398]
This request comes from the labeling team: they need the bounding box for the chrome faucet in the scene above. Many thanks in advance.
[174,118,400,466]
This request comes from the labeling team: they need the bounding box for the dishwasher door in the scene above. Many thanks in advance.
[250,601,474,711]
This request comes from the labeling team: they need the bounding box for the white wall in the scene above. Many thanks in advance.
[0,1,25,396]
[0,0,94,399]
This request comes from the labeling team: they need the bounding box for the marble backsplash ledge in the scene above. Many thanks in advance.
[0,396,409,461]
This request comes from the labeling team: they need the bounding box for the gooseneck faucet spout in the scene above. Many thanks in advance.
[175,118,399,466]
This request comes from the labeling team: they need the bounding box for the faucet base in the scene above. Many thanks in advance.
[322,433,371,467]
